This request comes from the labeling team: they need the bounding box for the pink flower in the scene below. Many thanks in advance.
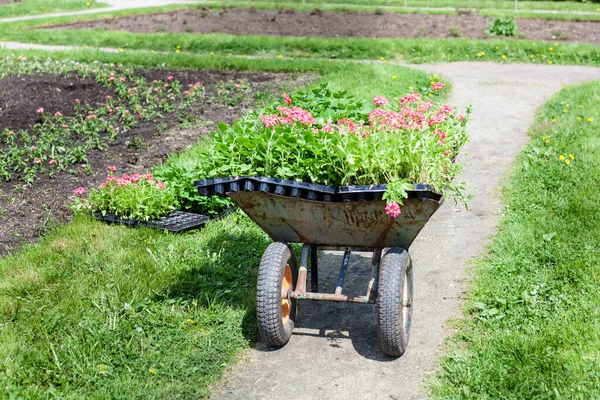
[33,158,41,164]
[129,174,141,183]
[261,114,283,128]
[168,76,173,81]
[107,165,117,173]
[283,92,292,105]
[400,92,422,104]
[373,96,389,106]
[457,113,467,121]
[417,100,433,112]
[30,145,36,150]
[73,187,86,195]
[36,107,44,114]
[54,111,63,117]
[338,118,363,134]
[385,201,402,219]
[48,159,57,165]
[431,82,446,91]
[100,182,108,187]
[106,175,117,181]
[117,178,129,186]
[438,104,454,115]
[157,181,166,190]
[6,131,14,135]
[436,130,447,139]
[444,150,451,156]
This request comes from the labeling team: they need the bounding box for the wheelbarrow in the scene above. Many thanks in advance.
[195,177,443,357]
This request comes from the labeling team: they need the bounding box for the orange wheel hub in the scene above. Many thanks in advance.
[281,263,292,324]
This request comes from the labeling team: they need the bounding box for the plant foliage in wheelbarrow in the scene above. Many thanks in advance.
[193,83,470,214]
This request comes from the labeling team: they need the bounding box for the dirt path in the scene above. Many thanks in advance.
[210,62,600,400]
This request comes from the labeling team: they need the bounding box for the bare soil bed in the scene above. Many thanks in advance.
[0,69,311,254]
[51,8,600,45]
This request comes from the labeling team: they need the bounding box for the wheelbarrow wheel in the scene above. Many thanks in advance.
[256,241,298,347]
[377,247,413,357]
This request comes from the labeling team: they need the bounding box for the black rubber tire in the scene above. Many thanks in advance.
[377,247,413,357]
[256,241,298,347]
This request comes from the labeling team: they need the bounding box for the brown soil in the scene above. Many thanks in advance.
[0,73,113,132]
[0,69,313,254]
[51,8,600,45]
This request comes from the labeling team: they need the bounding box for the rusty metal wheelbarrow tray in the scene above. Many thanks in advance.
[228,186,443,250]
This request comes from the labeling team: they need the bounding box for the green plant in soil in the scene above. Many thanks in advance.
[213,78,252,106]
[431,81,600,398]
[485,16,521,37]
[0,55,205,185]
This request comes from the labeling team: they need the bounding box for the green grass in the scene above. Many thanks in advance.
[0,0,107,19]
[0,47,433,398]
[4,25,600,67]
[432,82,600,398]
[225,0,600,12]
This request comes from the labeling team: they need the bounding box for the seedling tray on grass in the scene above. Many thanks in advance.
[94,208,236,233]
[194,176,441,203]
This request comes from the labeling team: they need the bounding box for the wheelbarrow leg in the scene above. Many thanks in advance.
[310,245,319,293]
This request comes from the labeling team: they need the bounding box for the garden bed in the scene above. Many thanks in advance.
[0,62,312,254]
[50,8,600,45]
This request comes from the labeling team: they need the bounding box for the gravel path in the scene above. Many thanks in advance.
[209,62,600,400]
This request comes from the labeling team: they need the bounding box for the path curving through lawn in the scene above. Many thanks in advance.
[210,62,600,400]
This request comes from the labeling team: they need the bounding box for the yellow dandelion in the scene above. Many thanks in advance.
[433,74,438,79]
[277,54,283,58]
[588,117,594,122]
[546,139,550,143]
[569,154,575,160]
[176,45,180,49]
[551,118,556,122]
[228,53,232,56]
[380,57,385,61]
[118,47,124,52]
[565,159,571,165]
[185,319,195,325]
[579,105,584,108]
[86,1,91,6]
[175,49,180,53]
[548,61,552,65]
[548,47,553,51]
[559,155,565,161]
[392,75,397,79]
[530,54,534,58]
[578,117,582,121]
[211,51,215,55]
[150,49,155,53]
[566,104,570,107]
[563,109,568,113]
[495,46,499,50]
[408,85,413,89]
[149,368,157,375]
[501,55,506,60]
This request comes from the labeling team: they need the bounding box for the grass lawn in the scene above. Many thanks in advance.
[431,81,600,398]
[0,48,434,398]
[0,0,107,19]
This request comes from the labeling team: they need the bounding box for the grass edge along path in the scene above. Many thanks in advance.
[2,15,600,67]
[0,48,435,398]
[0,0,108,19]
[431,81,600,398]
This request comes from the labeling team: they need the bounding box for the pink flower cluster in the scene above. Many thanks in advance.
[101,166,165,190]
[400,92,422,104]
[373,96,389,106]
[385,201,402,218]
[73,187,86,195]
[431,82,446,91]
[283,92,292,105]
[260,106,316,128]
[368,107,425,130]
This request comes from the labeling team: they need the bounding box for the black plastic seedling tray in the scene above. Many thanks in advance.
[95,208,235,233]
[194,177,442,203]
